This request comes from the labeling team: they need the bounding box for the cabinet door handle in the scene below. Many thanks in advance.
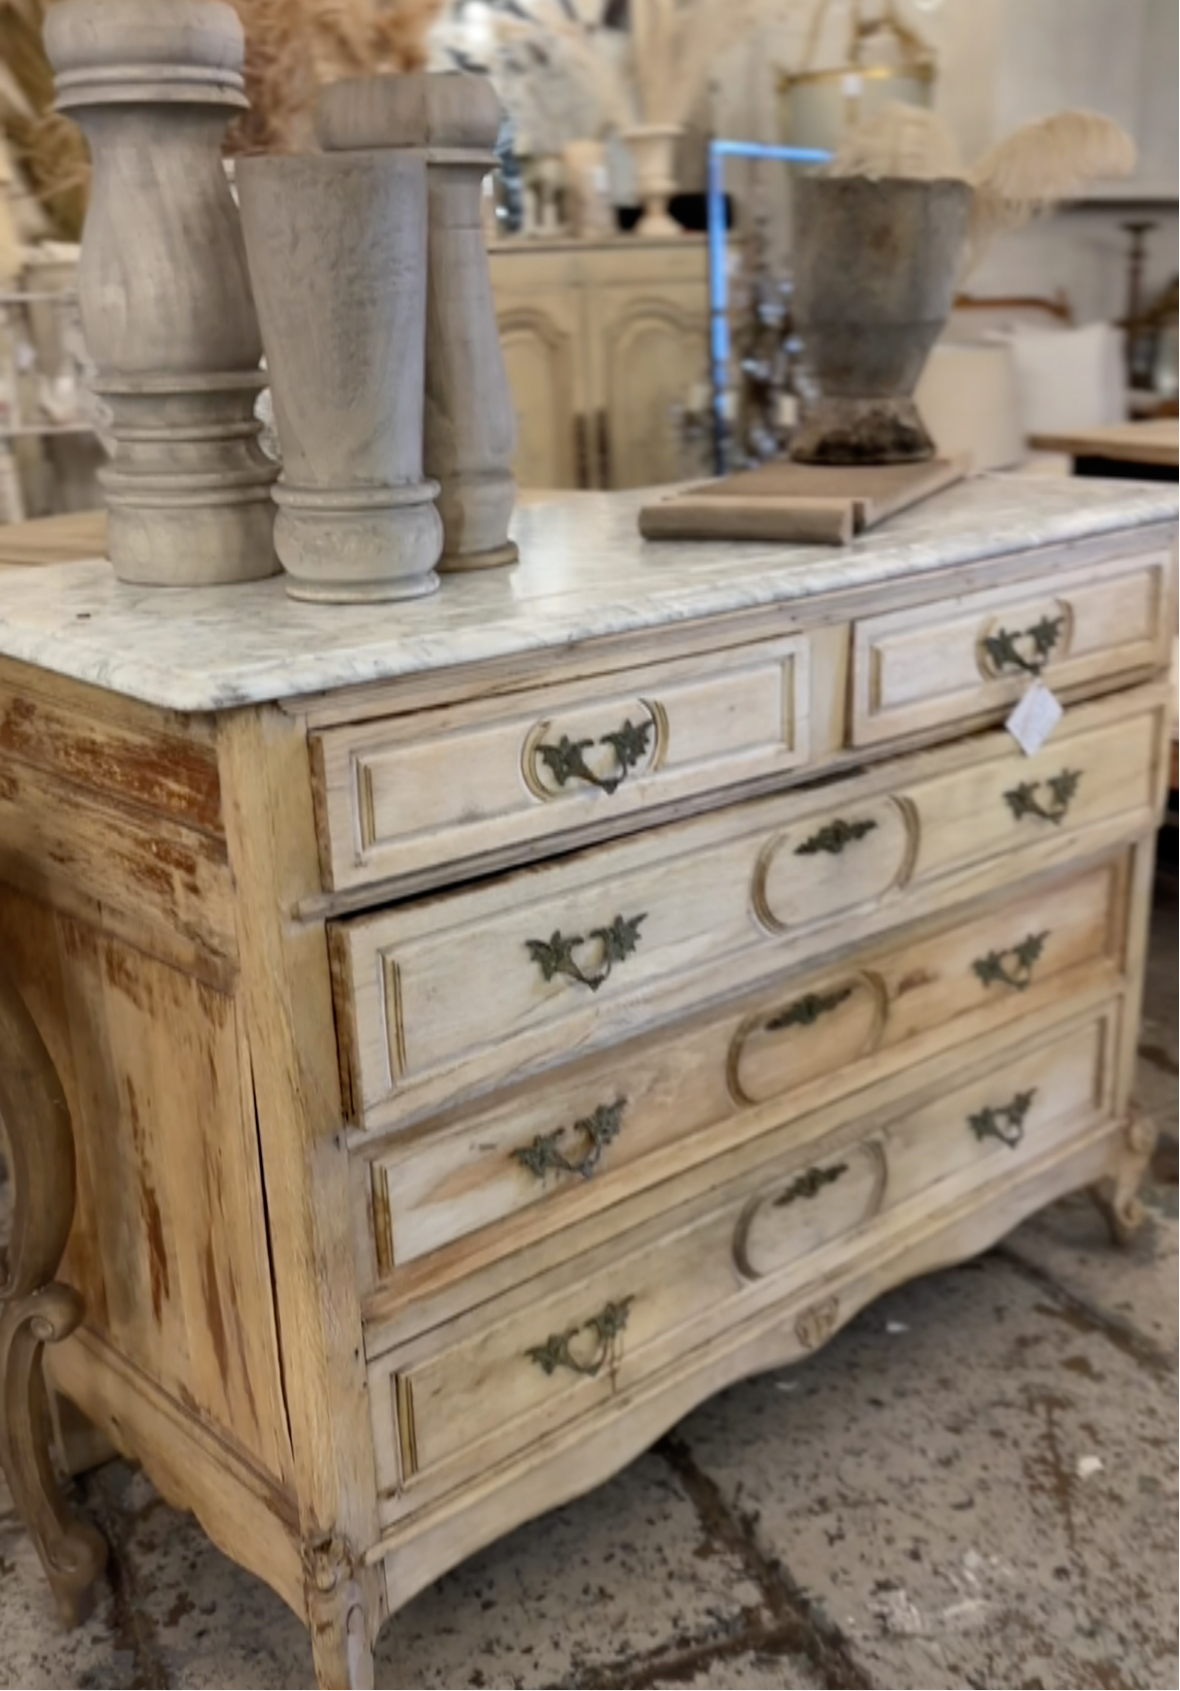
[765,985,853,1032]
[526,913,646,993]
[794,817,878,857]
[526,1296,633,1378]
[536,716,654,794]
[969,1088,1036,1149]
[511,1100,627,1181]
[983,613,1064,676]
[972,930,1048,993]
[1004,768,1081,826]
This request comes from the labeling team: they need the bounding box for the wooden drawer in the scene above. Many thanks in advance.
[367,854,1128,1273]
[850,545,1170,746]
[367,1008,1116,1504]
[310,636,810,892]
[330,692,1161,1128]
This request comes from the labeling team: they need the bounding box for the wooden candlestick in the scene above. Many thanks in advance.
[46,0,277,586]
[317,73,519,572]
[237,150,443,602]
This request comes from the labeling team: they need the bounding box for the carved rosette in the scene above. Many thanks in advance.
[0,968,107,1626]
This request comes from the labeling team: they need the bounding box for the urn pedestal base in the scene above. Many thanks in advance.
[273,480,442,603]
[790,395,936,466]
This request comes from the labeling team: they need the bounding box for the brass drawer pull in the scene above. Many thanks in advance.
[972,930,1048,992]
[1004,768,1081,826]
[772,1159,849,1208]
[511,1099,627,1182]
[969,1088,1036,1149]
[765,984,853,1032]
[983,613,1063,677]
[795,817,878,856]
[536,716,654,795]
[526,913,646,992]
[526,1296,634,1378]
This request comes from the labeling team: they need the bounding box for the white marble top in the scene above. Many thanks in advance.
[0,476,1174,712]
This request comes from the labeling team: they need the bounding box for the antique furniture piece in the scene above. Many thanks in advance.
[488,235,709,491]
[45,0,278,586]
[0,475,1175,1688]
[316,73,519,574]
[1027,418,1179,481]
[237,149,442,603]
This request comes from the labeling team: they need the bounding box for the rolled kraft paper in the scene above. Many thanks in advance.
[237,150,442,601]
[638,497,855,546]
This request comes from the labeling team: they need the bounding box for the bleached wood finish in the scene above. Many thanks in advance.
[0,485,1173,1688]
[489,237,709,490]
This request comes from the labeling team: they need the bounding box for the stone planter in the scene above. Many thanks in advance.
[46,0,277,585]
[236,151,442,602]
[316,72,518,573]
[621,125,683,238]
[789,174,973,465]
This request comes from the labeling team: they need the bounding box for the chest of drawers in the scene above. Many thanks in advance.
[0,478,1175,1687]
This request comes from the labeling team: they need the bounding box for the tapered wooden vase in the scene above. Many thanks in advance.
[317,73,519,572]
[236,150,442,601]
[46,0,277,585]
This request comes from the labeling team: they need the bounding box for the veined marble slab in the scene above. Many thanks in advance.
[0,477,1174,712]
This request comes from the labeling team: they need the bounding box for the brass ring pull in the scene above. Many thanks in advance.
[765,985,853,1033]
[511,1099,627,1182]
[969,1088,1036,1149]
[983,613,1064,677]
[972,930,1048,992]
[794,817,877,856]
[526,913,646,993]
[1004,768,1081,826]
[526,1296,633,1378]
[536,716,654,795]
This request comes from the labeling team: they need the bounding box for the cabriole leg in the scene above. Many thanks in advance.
[1090,1106,1158,1247]
[0,968,107,1625]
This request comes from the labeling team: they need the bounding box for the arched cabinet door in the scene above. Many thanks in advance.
[590,288,710,490]
[497,303,583,491]
[0,966,107,1627]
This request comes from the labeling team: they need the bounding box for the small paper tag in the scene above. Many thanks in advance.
[1005,680,1062,757]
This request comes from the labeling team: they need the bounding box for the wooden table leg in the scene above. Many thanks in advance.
[1089,1106,1159,1248]
[0,968,107,1626]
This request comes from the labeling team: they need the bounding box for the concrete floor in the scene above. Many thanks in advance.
[2,889,1176,1691]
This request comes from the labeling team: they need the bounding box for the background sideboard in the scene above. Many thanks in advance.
[489,236,709,491]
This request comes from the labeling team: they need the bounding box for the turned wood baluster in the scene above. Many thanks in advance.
[0,967,107,1626]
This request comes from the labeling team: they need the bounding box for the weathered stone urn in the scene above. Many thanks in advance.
[46,0,277,585]
[790,175,973,465]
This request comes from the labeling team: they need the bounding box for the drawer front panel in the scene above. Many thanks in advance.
[368,855,1126,1271]
[370,1011,1114,1495]
[332,697,1158,1126]
[311,636,810,891]
[851,547,1168,745]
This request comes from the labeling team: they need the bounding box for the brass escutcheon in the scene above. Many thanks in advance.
[526,913,646,992]
[972,930,1048,993]
[969,1088,1037,1149]
[526,1296,634,1378]
[511,1100,627,1182]
[982,612,1064,677]
[1003,768,1081,826]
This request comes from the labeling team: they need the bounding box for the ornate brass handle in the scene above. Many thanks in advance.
[983,613,1064,677]
[972,930,1048,992]
[795,817,878,857]
[526,913,646,993]
[526,1296,633,1378]
[512,1099,626,1181]
[536,716,654,795]
[969,1088,1036,1149]
[772,1159,849,1207]
[765,985,853,1032]
[1004,768,1081,826]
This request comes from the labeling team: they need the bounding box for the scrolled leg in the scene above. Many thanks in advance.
[1090,1106,1158,1247]
[0,967,108,1625]
[303,1534,377,1691]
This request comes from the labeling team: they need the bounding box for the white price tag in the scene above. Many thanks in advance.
[1005,680,1062,757]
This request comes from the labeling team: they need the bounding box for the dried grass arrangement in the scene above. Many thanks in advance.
[228,0,444,154]
[827,102,1137,272]
[0,0,89,241]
